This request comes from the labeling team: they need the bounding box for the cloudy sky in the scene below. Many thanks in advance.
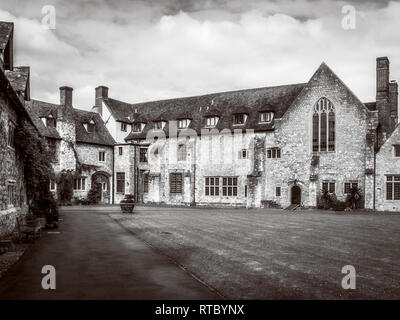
[0,0,399,109]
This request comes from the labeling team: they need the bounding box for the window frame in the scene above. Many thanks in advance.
[394,145,400,157]
[140,147,148,163]
[233,113,247,125]
[267,148,281,159]
[118,146,123,156]
[121,122,127,132]
[116,172,125,194]
[177,119,190,129]
[205,116,219,128]
[259,112,274,123]
[74,177,86,191]
[322,181,336,194]
[344,181,359,194]
[99,151,106,162]
[312,98,335,153]
[205,177,220,196]
[386,175,400,201]
[222,177,238,197]
[177,143,187,161]
[170,172,183,194]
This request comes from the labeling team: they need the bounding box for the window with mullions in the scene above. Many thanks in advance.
[267,148,281,159]
[222,177,238,197]
[205,177,219,196]
[322,181,335,194]
[344,182,358,194]
[313,98,335,152]
[386,176,400,200]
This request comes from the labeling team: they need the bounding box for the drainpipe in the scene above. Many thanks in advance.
[112,146,115,204]
[373,145,377,211]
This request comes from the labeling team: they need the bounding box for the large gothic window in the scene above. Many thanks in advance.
[312,98,335,152]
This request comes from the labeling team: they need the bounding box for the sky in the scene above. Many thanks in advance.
[0,0,399,110]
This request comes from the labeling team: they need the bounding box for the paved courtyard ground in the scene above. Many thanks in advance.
[0,207,218,299]
[111,206,400,299]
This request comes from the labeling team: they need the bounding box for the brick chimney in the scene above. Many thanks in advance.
[376,57,391,142]
[93,86,108,116]
[60,86,73,107]
[389,80,398,128]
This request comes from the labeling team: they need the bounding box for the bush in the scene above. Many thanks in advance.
[346,186,363,209]
[83,183,102,205]
[318,191,348,211]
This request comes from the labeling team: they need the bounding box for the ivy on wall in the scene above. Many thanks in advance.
[14,118,57,217]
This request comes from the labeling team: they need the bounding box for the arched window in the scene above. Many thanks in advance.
[312,98,335,152]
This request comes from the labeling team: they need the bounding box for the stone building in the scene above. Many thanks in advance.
[92,58,399,211]
[0,22,32,237]
[25,87,115,204]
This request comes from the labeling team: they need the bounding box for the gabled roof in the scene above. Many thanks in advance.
[26,99,115,146]
[74,109,115,145]
[0,22,12,51]
[104,98,135,123]
[119,83,306,140]
[25,100,61,139]
[5,66,29,98]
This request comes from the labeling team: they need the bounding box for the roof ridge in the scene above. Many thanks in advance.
[129,82,308,106]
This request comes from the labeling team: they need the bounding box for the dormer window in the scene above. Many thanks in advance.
[205,116,219,128]
[42,115,56,128]
[47,115,56,128]
[133,122,145,132]
[233,113,247,125]
[83,120,95,133]
[259,112,274,123]
[154,121,166,130]
[178,119,191,129]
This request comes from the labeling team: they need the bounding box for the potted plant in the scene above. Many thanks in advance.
[120,194,136,213]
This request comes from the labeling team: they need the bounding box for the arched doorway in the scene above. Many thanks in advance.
[91,171,111,204]
[291,185,301,205]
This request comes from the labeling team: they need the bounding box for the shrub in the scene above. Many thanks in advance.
[83,183,102,205]
[346,186,363,209]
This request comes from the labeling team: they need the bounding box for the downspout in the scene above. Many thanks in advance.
[112,146,115,204]
[373,140,377,210]
[192,137,196,206]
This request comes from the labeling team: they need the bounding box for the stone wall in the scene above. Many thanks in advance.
[375,125,400,212]
[0,91,27,238]
[263,64,372,209]
[73,142,113,202]
[114,144,135,203]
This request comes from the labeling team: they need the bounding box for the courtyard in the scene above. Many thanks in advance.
[1,205,399,299]
[111,206,400,299]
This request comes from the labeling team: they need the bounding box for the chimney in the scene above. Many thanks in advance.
[389,80,398,128]
[376,57,391,143]
[60,86,73,107]
[93,86,108,116]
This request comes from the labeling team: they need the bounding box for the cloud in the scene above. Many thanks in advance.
[0,0,399,110]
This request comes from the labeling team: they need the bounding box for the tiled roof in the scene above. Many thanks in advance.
[25,99,115,146]
[0,21,12,51]
[74,109,115,145]
[104,98,135,123]
[122,83,307,140]
[25,100,61,139]
[5,66,29,96]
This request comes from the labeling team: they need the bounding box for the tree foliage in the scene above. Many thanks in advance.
[14,119,57,217]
